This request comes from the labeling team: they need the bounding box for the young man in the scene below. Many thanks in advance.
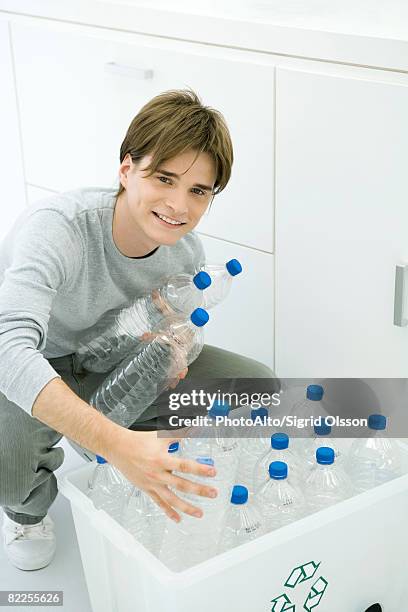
[0,89,277,571]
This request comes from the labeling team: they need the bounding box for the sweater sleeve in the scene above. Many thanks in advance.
[0,209,83,415]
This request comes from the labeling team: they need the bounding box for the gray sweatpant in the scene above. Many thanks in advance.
[0,345,278,525]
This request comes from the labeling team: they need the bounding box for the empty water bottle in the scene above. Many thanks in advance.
[236,408,272,493]
[160,457,225,571]
[181,401,239,501]
[146,442,180,555]
[200,259,242,309]
[299,422,343,470]
[245,406,274,451]
[305,447,352,514]
[121,487,152,548]
[87,455,130,519]
[253,433,303,493]
[122,442,180,555]
[89,308,209,427]
[76,271,212,373]
[256,461,306,531]
[347,414,402,493]
[218,485,264,553]
[291,385,327,431]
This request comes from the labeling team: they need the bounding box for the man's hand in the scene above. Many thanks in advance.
[167,366,188,389]
[107,428,218,522]
[140,331,188,389]
[33,379,209,521]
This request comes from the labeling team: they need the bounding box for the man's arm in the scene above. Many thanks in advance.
[32,377,122,460]
[32,379,218,521]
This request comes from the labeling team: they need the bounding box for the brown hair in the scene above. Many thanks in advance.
[116,89,233,200]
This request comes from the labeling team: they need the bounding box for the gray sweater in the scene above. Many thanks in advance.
[0,187,205,415]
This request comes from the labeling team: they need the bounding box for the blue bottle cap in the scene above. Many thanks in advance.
[96,455,107,464]
[314,422,331,436]
[306,384,324,401]
[226,259,242,276]
[190,308,209,327]
[196,457,214,466]
[193,271,212,290]
[230,485,248,504]
[250,407,268,422]
[208,401,230,418]
[269,461,288,479]
[271,433,289,450]
[168,442,179,453]
[316,447,335,465]
[368,414,386,430]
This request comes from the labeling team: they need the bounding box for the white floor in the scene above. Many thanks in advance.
[0,438,93,612]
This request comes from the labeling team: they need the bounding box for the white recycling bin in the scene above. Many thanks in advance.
[58,441,408,612]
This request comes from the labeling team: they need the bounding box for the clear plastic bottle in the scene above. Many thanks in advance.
[305,447,352,514]
[253,433,303,493]
[120,486,152,548]
[76,271,212,373]
[145,442,180,556]
[290,385,329,451]
[121,442,180,554]
[236,408,271,493]
[347,414,402,493]
[181,401,239,502]
[299,422,343,471]
[200,259,242,309]
[256,461,306,531]
[218,485,264,554]
[159,457,226,571]
[246,406,274,451]
[89,308,209,427]
[87,455,131,520]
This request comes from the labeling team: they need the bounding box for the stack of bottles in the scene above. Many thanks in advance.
[76,259,242,373]
[79,259,242,428]
[89,306,210,428]
[87,396,403,572]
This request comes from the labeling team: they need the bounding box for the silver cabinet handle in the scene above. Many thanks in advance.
[393,264,408,326]
[104,62,153,80]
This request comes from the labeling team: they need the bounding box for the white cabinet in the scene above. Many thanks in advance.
[198,232,274,370]
[4,10,408,378]
[0,18,26,241]
[26,184,58,205]
[11,22,275,253]
[275,67,408,377]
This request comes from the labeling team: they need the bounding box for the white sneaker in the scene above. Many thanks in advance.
[2,513,56,571]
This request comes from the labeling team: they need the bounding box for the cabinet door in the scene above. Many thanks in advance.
[197,233,274,371]
[0,18,26,242]
[275,68,408,377]
[11,22,274,252]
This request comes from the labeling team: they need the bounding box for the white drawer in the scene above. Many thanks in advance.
[198,232,274,371]
[11,22,274,252]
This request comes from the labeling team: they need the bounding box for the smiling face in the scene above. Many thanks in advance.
[114,149,215,257]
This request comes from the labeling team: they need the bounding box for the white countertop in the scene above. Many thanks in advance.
[1,0,408,72]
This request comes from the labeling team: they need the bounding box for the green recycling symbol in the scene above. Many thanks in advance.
[270,561,328,611]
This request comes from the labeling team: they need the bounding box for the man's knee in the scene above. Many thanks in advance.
[192,345,279,380]
[229,352,280,390]
[241,356,277,379]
